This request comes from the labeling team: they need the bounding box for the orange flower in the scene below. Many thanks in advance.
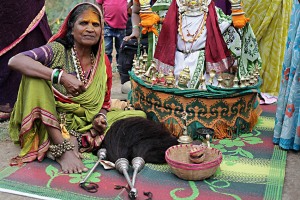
[284,68,290,81]
[231,9,250,29]
[285,104,295,118]
[139,11,161,36]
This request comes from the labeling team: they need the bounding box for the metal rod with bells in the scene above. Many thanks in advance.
[115,158,137,199]
[80,148,107,184]
[79,148,107,193]
[131,157,145,187]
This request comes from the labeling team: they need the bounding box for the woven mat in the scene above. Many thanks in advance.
[0,105,286,200]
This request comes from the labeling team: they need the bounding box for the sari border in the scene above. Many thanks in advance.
[10,140,50,166]
[53,87,74,103]
[20,107,60,136]
[0,6,46,56]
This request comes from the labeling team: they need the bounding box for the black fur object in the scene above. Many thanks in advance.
[101,117,178,164]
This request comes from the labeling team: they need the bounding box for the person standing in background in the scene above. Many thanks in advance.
[118,0,149,94]
[96,0,129,65]
[273,0,300,151]
[0,0,52,122]
[243,0,293,98]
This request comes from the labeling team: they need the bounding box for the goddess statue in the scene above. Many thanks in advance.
[152,0,260,88]
[129,0,262,140]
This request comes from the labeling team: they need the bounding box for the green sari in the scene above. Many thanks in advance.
[9,3,146,165]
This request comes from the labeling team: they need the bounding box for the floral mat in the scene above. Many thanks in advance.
[0,105,286,200]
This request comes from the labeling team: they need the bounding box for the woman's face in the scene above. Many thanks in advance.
[72,8,101,48]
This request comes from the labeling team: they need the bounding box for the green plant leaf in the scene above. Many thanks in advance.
[220,138,245,147]
[243,137,263,145]
[239,149,254,159]
[46,165,59,178]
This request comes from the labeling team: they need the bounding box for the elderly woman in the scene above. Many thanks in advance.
[8,3,145,174]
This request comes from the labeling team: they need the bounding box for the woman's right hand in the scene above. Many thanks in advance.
[92,114,107,134]
[60,72,86,96]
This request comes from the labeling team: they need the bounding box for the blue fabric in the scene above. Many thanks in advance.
[273,0,300,151]
[104,24,126,63]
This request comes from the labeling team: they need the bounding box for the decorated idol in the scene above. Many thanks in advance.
[130,0,262,140]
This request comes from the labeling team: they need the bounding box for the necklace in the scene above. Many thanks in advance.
[178,12,207,43]
[71,46,95,85]
[178,13,207,56]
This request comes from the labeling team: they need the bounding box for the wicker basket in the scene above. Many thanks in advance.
[165,144,222,181]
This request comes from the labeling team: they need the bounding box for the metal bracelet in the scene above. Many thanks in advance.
[93,113,107,124]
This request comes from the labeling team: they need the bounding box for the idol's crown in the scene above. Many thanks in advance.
[179,0,203,8]
[177,0,209,15]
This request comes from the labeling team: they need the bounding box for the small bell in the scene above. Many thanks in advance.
[217,75,223,88]
[208,70,216,85]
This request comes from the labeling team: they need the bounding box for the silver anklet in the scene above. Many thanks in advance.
[49,140,75,158]
[69,129,82,147]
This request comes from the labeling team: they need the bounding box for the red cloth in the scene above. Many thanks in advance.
[205,1,232,68]
[103,54,112,110]
[153,0,178,66]
[154,0,231,70]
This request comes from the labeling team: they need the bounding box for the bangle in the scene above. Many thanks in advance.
[93,113,107,125]
[93,112,107,120]
[51,69,61,84]
[58,70,64,84]
[132,25,139,29]
[51,69,59,84]
[232,11,245,16]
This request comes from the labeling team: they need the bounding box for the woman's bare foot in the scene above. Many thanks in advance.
[54,136,86,173]
[56,150,88,174]
[45,126,86,173]
[70,135,83,159]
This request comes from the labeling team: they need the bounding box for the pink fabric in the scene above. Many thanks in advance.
[97,0,128,29]
[259,93,278,105]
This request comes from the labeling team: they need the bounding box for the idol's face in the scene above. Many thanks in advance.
[72,9,101,48]
[178,73,190,85]
[187,0,201,10]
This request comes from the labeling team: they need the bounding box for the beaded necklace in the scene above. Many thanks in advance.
[178,12,207,43]
[71,46,95,85]
[178,12,207,55]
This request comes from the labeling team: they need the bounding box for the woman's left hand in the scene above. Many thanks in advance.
[92,115,107,134]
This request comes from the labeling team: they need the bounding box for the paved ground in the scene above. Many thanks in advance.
[0,72,300,199]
